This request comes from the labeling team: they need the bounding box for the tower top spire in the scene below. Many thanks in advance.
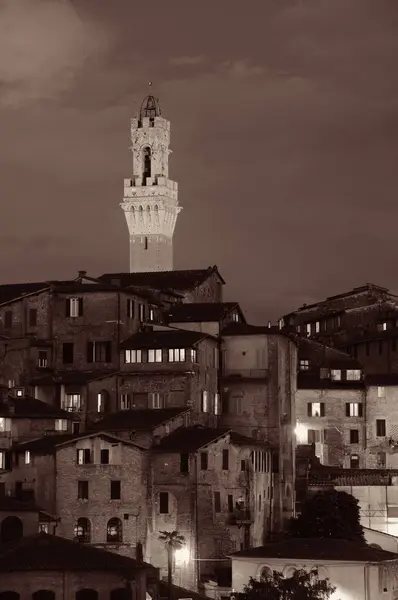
[139,92,161,119]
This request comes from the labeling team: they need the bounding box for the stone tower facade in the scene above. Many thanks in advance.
[121,95,181,273]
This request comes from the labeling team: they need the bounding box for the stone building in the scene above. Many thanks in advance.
[282,282,398,374]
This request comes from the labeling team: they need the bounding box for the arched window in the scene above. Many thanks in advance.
[0,593,19,600]
[110,590,130,600]
[32,592,55,600]
[75,591,98,600]
[142,147,151,181]
[74,518,91,543]
[259,566,272,581]
[1,516,23,543]
[284,566,298,578]
[107,518,122,543]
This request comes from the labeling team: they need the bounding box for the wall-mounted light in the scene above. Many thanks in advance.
[174,546,190,566]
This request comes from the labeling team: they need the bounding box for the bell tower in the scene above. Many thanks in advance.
[121,95,181,273]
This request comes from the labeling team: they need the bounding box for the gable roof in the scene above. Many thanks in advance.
[296,337,362,369]
[120,329,210,350]
[221,322,291,338]
[154,425,230,452]
[13,433,78,453]
[91,407,189,432]
[231,538,398,563]
[167,302,243,324]
[98,266,225,291]
[0,532,156,572]
[55,431,144,450]
[0,396,72,419]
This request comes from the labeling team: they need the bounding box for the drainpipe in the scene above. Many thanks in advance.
[194,454,200,590]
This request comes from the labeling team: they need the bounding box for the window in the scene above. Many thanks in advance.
[376,419,386,437]
[125,349,142,364]
[307,429,321,443]
[110,480,121,500]
[307,402,325,417]
[296,325,301,333]
[168,348,186,362]
[240,459,246,471]
[299,359,309,371]
[377,452,387,468]
[107,517,122,542]
[87,341,111,363]
[331,369,341,381]
[159,492,169,514]
[38,351,48,368]
[200,452,208,470]
[201,391,209,413]
[100,449,110,464]
[346,369,361,381]
[378,322,387,331]
[4,311,12,329]
[138,303,145,321]
[180,453,189,474]
[55,419,68,431]
[29,308,37,327]
[346,403,363,417]
[315,321,320,333]
[120,394,130,410]
[148,349,162,363]
[214,393,221,415]
[0,451,11,470]
[62,343,74,364]
[24,451,31,465]
[222,449,229,470]
[228,494,234,512]
[61,394,81,412]
[127,299,135,319]
[214,491,221,513]
[16,388,24,397]
[228,395,242,414]
[77,481,89,500]
[0,418,11,432]
[149,306,155,321]
[378,386,386,398]
[305,323,311,336]
[77,449,92,465]
[74,517,90,542]
[72,422,80,434]
[350,454,360,469]
[66,297,83,318]
[97,391,109,413]
[189,348,198,362]
[350,429,359,444]
[39,523,49,533]
[150,393,161,409]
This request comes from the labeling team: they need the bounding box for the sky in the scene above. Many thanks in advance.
[0,0,398,323]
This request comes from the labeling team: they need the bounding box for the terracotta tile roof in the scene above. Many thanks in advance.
[154,425,230,452]
[120,329,209,350]
[91,407,189,432]
[231,538,398,562]
[308,468,398,487]
[13,433,79,453]
[0,533,156,572]
[30,370,118,385]
[296,337,362,369]
[167,302,242,323]
[0,396,72,419]
[221,322,285,337]
[98,266,225,291]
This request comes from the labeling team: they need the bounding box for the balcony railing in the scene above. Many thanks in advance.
[222,369,269,381]
[227,509,253,526]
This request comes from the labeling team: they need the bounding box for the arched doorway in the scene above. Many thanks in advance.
[32,592,55,600]
[0,593,19,600]
[0,516,23,542]
[107,518,122,542]
[76,590,98,600]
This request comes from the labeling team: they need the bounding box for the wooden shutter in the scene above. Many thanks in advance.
[86,342,94,364]
[358,403,363,417]
[65,299,71,317]
[307,403,312,417]
[345,403,350,417]
[105,341,112,363]
[78,298,84,317]
[320,403,325,417]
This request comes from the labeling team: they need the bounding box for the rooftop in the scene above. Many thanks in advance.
[0,396,72,419]
[31,370,118,386]
[297,337,362,369]
[13,433,78,454]
[154,425,263,453]
[120,328,210,350]
[309,468,398,487]
[99,266,225,292]
[231,538,398,562]
[91,407,189,432]
[167,302,242,324]
[0,533,156,573]
[221,322,288,337]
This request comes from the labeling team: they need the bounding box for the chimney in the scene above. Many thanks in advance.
[78,271,87,279]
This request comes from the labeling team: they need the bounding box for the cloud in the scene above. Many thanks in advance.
[170,55,205,67]
[0,0,108,107]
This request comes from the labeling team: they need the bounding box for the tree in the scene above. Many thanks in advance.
[289,490,365,543]
[238,568,336,600]
[158,530,185,600]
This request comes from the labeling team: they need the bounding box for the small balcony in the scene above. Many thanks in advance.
[221,369,269,382]
[227,509,253,526]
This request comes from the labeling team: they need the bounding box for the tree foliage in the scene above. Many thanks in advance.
[289,490,365,542]
[158,530,185,550]
[238,569,336,600]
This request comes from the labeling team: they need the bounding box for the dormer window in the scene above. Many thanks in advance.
[299,359,309,371]
[232,313,239,322]
[331,369,342,381]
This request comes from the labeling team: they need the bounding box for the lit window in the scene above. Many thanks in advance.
[296,325,301,333]
[299,359,309,371]
[201,391,209,413]
[378,322,387,331]
[61,394,81,412]
[150,393,161,409]
[120,394,130,410]
[232,313,239,322]
[125,349,142,363]
[149,307,155,321]
[214,393,221,415]
[38,351,48,368]
[307,402,324,417]
[16,388,24,397]
[190,348,197,362]
[77,449,92,465]
[148,349,162,363]
[346,369,361,381]
[55,419,68,431]
[346,402,363,417]
[0,452,5,470]
[378,386,386,398]
[331,370,341,381]
[68,297,82,318]
[0,418,11,432]
[168,348,186,362]
[127,299,135,319]
[25,451,31,465]
[39,523,49,533]
[315,321,320,333]
[74,518,90,542]
[305,323,311,336]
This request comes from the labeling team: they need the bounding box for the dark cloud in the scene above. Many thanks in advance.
[0,0,398,323]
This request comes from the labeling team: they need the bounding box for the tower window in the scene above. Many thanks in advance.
[144,236,148,250]
[143,146,151,182]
